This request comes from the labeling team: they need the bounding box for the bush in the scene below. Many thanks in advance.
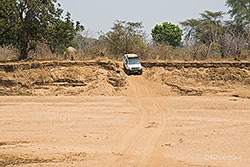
[151,22,182,47]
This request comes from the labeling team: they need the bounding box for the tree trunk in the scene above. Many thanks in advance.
[248,30,250,59]
[220,44,225,59]
[235,46,241,60]
[19,47,28,60]
[49,45,56,54]
[19,28,29,60]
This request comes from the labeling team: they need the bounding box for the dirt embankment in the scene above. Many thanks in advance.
[0,58,127,96]
[143,62,250,98]
[0,59,249,98]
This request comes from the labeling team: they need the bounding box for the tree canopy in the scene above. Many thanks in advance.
[226,0,250,25]
[45,12,84,54]
[0,0,84,60]
[100,20,146,56]
[151,22,182,47]
[180,11,224,44]
[181,10,249,59]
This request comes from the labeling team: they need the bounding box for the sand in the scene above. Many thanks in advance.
[0,73,250,167]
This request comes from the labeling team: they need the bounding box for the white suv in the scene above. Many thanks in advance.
[123,54,142,75]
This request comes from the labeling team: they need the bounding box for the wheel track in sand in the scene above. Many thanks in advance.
[110,74,168,166]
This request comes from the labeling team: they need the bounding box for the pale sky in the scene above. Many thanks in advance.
[57,0,229,37]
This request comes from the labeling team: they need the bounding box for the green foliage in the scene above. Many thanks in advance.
[226,0,250,58]
[46,12,84,54]
[0,0,84,60]
[181,11,227,58]
[176,64,183,70]
[226,0,250,25]
[151,22,182,47]
[180,11,224,44]
[181,10,249,59]
[100,20,146,57]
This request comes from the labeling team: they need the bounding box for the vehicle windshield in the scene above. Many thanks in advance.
[128,58,140,64]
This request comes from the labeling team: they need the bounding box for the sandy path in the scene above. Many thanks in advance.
[0,75,250,167]
[109,75,169,166]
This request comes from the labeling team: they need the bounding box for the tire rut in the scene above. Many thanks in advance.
[110,75,168,166]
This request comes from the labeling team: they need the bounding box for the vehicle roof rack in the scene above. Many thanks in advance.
[125,54,138,58]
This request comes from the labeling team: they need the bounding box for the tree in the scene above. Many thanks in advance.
[101,20,146,56]
[0,0,84,60]
[181,11,228,58]
[181,10,249,59]
[151,22,182,47]
[181,11,224,45]
[226,0,250,25]
[46,12,84,54]
[226,0,250,56]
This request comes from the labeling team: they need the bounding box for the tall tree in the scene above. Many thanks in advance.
[181,10,249,59]
[226,0,250,25]
[101,20,146,56]
[181,11,230,58]
[151,22,182,47]
[0,0,83,60]
[46,12,84,54]
[227,0,250,56]
[181,11,224,44]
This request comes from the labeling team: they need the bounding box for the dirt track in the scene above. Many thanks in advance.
[0,73,250,167]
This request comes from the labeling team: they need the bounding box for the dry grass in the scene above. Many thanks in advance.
[0,44,249,62]
[0,154,52,167]
[0,47,18,62]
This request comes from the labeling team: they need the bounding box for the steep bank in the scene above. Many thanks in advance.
[0,60,249,98]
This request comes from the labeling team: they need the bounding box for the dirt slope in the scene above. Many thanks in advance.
[144,66,250,98]
[0,59,127,96]
[0,60,249,98]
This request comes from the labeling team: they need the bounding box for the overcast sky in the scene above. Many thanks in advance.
[57,0,229,38]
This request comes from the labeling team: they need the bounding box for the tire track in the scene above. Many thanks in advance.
[138,77,167,167]
[110,75,168,166]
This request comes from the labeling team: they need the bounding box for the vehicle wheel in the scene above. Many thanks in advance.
[123,66,127,74]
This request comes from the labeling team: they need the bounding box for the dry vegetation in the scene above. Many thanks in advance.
[1,39,249,62]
